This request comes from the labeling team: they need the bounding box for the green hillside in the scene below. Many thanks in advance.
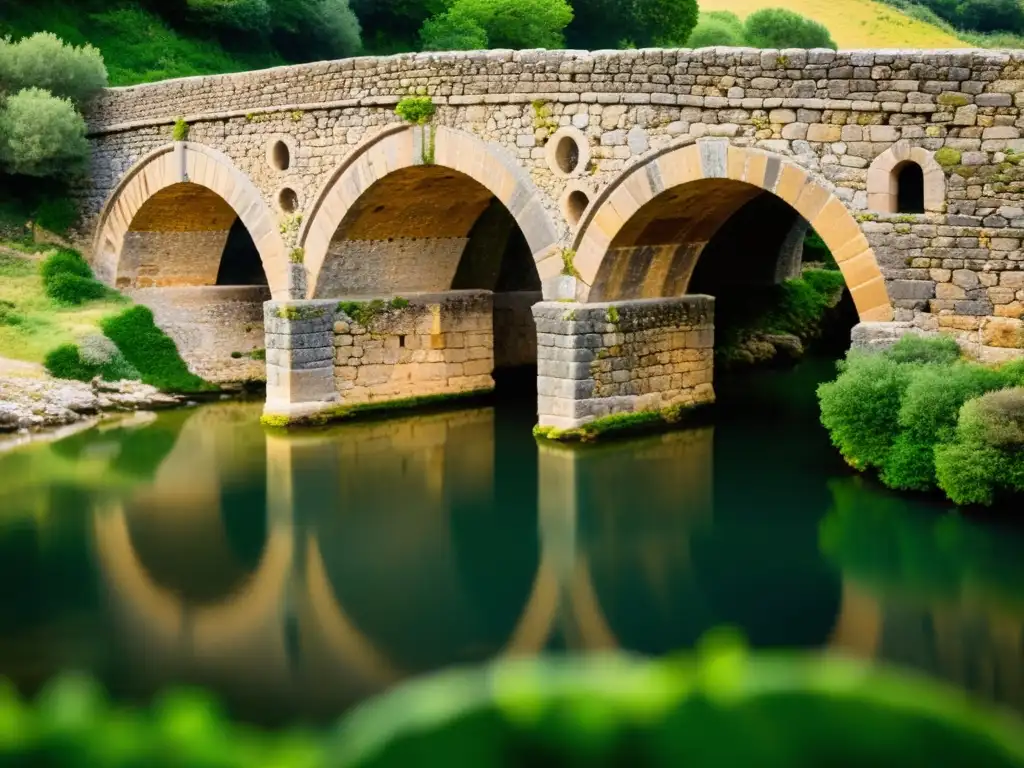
[0,2,281,86]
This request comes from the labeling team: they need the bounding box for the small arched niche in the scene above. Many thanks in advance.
[867,141,946,214]
[895,161,925,214]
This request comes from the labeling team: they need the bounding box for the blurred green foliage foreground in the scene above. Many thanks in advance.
[4,634,1024,767]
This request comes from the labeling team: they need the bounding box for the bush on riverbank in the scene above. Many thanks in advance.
[40,248,114,306]
[100,306,211,393]
[716,268,847,369]
[818,335,1024,506]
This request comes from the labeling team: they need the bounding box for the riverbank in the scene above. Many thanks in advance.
[0,362,185,434]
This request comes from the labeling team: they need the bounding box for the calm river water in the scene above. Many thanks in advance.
[1,360,1023,727]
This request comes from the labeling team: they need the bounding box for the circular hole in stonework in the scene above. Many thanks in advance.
[271,140,290,171]
[278,187,298,213]
[566,190,589,225]
[555,135,581,175]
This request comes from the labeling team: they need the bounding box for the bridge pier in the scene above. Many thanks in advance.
[532,297,716,432]
[263,291,496,425]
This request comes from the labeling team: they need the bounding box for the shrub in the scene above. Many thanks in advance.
[40,248,111,306]
[80,333,141,381]
[885,332,961,365]
[881,362,1008,491]
[44,343,98,381]
[40,248,92,283]
[46,273,110,305]
[0,32,108,107]
[395,96,436,124]
[34,196,79,234]
[100,305,211,392]
[818,351,913,471]
[819,337,1024,505]
[933,388,1024,505]
[743,8,837,49]
[687,16,746,47]
[421,0,573,50]
[0,88,90,179]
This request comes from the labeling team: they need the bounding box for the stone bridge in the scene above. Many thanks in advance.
[78,47,1024,428]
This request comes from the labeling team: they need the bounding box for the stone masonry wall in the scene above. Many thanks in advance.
[315,237,468,297]
[333,291,494,404]
[494,290,541,369]
[84,48,1024,365]
[533,296,715,430]
[132,286,269,383]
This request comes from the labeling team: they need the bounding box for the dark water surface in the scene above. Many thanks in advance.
[2,360,1023,727]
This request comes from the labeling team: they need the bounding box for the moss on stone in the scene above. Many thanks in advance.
[560,248,579,278]
[288,247,305,264]
[533,403,703,443]
[937,92,970,107]
[935,147,962,169]
[606,305,620,324]
[260,388,494,429]
[336,297,409,327]
[172,117,189,141]
[275,305,325,321]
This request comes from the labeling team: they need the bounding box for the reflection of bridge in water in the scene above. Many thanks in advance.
[90,405,1024,722]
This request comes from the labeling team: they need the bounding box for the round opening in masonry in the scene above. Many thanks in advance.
[278,187,299,213]
[271,140,290,171]
[566,190,589,225]
[555,135,581,175]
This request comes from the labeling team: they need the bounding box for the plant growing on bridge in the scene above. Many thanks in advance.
[395,96,436,125]
[337,296,410,326]
[172,117,190,141]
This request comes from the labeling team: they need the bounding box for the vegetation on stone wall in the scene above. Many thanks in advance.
[818,335,1024,506]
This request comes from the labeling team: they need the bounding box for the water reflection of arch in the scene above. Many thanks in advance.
[92,405,559,718]
[540,425,848,656]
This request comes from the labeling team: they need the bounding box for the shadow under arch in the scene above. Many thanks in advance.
[299,125,561,298]
[91,143,290,299]
[571,139,893,323]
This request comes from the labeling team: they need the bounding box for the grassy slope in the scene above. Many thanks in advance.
[700,0,967,48]
[0,250,123,364]
[0,1,281,86]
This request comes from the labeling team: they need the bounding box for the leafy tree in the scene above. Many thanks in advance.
[687,12,746,48]
[0,88,89,179]
[743,8,837,49]
[918,0,1024,35]
[269,0,362,61]
[567,0,698,49]
[351,0,447,51]
[421,0,573,50]
[0,32,107,108]
[186,0,272,32]
[421,12,489,50]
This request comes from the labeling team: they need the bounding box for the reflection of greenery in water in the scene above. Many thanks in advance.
[820,476,1024,606]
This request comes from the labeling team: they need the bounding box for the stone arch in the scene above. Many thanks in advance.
[300,124,561,299]
[867,140,946,214]
[572,139,894,323]
[92,143,290,299]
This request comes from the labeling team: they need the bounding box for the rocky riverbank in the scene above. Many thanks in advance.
[0,367,185,434]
